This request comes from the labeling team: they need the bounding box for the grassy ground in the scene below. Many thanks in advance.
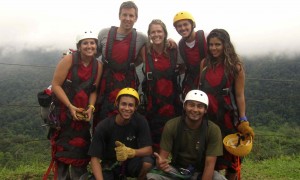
[1,155,299,179]
[241,155,300,180]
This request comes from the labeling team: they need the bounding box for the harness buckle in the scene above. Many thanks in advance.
[129,63,135,70]
[222,88,230,96]
[147,72,153,80]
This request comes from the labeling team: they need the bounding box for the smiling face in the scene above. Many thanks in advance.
[119,8,137,32]
[208,37,224,59]
[117,95,137,121]
[149,24,166,45]
[184,100,207,122]
[78,39,97,57]
[174,19,193,38]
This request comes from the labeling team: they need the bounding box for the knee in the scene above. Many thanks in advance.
[142,162,153,171]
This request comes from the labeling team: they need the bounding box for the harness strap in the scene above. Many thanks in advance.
[145,49,178,116]
[229,85,239,126]
[102,26,138,92]
[179,30,206,98]
[179,30,206,72]
[43,132,59,180]
[104,26,137,71]
[172,116,208,171]
[200,67,228,133]
[72,52,97,97]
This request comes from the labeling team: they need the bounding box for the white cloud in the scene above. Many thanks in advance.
[1,0,300,56]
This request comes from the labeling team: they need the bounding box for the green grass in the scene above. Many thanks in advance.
[0,162,50,180]
[242,155,300,180]
[1,155,299,179]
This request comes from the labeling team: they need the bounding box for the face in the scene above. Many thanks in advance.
[78,39,97,57]
[117,96,137,120]
[174,19,193,38]
[149,24,165,45]
[209,37,224,58]
[184,100,207,122]
[119,8,137,31]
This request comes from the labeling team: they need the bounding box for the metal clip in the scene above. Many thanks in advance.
[222,88,230,96]
[147,72,153,80]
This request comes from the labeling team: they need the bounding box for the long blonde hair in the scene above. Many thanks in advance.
[146,19,169,57]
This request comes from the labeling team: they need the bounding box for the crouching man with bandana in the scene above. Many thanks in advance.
[88,88,153,180]
[147,90,226,180]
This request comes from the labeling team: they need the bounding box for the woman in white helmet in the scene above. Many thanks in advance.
[147,90,224,180]
[44,31,102,179]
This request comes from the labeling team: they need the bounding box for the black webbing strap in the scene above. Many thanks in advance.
[71,52,97,97]
[179,30,206,72]
[172,116,208,171]
[145,49,177,115]
[104,26,137,68]
[200,67,234,134]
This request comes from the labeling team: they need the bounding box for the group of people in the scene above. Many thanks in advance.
[45,1,255,180]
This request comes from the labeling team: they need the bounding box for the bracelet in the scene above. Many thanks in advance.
[239,116,248,122]
[88,104,95,112]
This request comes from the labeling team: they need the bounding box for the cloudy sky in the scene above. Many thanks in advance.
[1,0,300,56]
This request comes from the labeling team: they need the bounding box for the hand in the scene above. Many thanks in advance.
[115,141,135,162]
[167,38,178,49]
[84,107,94,121]
[76,109,89,121]
[237,121,255,138]
[153,152,171,172]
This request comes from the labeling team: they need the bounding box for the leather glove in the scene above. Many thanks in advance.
[237,121,255,138]
[115,141,135,162]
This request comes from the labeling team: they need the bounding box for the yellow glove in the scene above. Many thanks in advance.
[237,121,255,138]
[115,141,135,162]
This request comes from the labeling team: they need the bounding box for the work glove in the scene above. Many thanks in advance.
[237,121,255,138]
[115,141,135,162]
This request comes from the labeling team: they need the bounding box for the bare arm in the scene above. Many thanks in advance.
[135,45,146,66]
[51,54,82,120]
[234,64,246,118]
[134,146,152,157]
[201,156,217,180]
[153,149,171,172]
[90,157,104,180]
[51,55,72,108]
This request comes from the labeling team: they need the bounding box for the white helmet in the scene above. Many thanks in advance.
[184,90,209,107]
[76,30,98,44]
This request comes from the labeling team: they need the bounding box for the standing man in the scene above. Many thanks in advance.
[147,90,224,180]
[94,1,148,129]
[88,88,153,180]
[173,11,207,100]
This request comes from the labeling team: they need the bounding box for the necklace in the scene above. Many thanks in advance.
[152,50,161,62]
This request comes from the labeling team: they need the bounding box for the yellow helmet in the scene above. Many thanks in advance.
[115,87,140,106]
[173,11,195,27]
[223,133,253,157]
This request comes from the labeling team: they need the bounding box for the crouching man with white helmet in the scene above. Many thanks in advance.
[147,90,226,180]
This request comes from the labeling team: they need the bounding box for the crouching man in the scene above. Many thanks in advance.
[88,88,153,180]
[147,90,225,180]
